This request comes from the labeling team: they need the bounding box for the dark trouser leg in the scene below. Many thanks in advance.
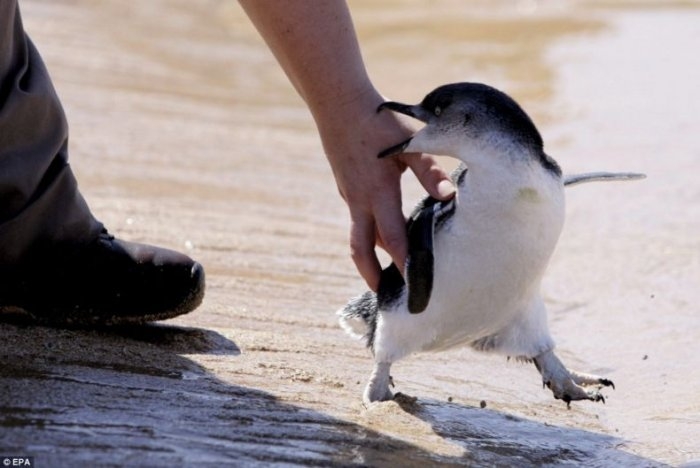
[0,1,204,325]
[0,0,102,266]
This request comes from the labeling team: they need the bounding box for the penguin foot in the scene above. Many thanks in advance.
[363,362,394,403]
[533,350,614,408]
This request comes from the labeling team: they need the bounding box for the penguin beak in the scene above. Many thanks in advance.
[377,138,413,159]
[377,101,431,123]
[376,101,429,159]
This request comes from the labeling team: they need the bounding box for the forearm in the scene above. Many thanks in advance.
[238,0,377,125]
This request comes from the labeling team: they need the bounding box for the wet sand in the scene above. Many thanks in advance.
[2,0,699,466]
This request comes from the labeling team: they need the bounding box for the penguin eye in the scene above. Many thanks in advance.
[434,106,442,117]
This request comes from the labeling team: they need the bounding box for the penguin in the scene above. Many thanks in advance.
[338,82,644,407]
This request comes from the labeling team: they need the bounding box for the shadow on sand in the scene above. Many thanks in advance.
[0,321,661,466]
[392,395,663,467]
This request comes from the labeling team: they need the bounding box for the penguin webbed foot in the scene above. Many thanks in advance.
[534,350,614,408]
[548,382,608,409]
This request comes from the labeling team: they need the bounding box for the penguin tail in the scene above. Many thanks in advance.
[337,291,378,349]
[564,171,646,187]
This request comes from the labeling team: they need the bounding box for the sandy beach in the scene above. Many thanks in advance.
[1,1,699,465]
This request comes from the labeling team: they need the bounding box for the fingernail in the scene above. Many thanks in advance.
[437,180,456,199]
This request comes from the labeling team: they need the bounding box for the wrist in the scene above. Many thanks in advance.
[311,82,381,131]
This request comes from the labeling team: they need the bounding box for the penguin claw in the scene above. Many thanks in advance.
[599,378,615,389]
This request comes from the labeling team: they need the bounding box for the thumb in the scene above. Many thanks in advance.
[401,153,456,200]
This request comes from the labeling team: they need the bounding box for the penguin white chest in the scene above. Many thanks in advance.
[391,175,565,356]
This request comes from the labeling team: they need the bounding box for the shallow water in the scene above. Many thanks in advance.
[2,0,699,466]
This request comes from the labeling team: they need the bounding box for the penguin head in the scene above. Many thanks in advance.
[377,82,545,164]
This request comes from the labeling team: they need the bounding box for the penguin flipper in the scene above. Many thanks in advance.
[378,166,462,314]
[406,206,437,313]
[405,196,457,314]
[376,200,439,313]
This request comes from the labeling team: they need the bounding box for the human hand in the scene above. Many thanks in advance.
[238,1,454,290]
[318,90,455,291]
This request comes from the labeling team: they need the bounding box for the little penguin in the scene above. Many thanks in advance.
[338,82,644,407]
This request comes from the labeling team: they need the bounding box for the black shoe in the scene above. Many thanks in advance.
[0,229,205,326]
